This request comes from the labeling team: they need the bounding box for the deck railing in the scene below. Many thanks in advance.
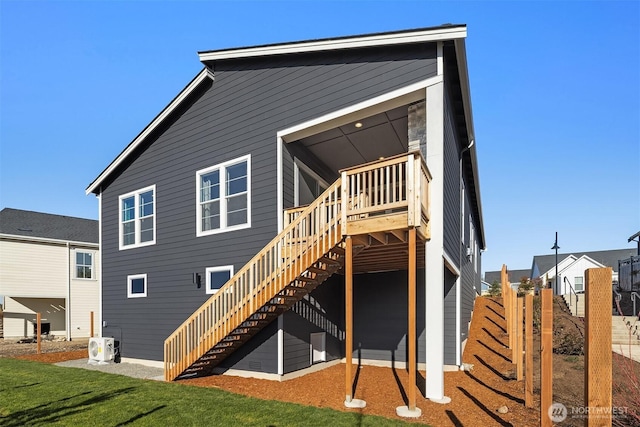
[165,151,430,380]
[340,151,430,233]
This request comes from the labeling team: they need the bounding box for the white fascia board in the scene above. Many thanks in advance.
[199,27,467,62]
[86,68,214,195]
[0,233,98,248]
[454,38,486,250]
[277,75,443,143]
[559,255,606,275]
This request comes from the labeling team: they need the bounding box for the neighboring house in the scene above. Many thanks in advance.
[86,25,485,402]
[0,208,99,340]
[531,248,637,295]
[484,269,530,289]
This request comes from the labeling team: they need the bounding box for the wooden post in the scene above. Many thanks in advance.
[525,293,534,408]
[36,312,41,354]
[540,289,553,427]
[408,228,417,411]
[511,289,517,363]
[90,311,94,338]
[584,267,612,427]
[516,296,523,380]
[501,265,511,349]
[345,235,354,404]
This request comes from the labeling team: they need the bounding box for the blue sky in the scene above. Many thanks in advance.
[1,1,638,275]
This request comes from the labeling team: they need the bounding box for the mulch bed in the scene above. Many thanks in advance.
[181,297,539,426]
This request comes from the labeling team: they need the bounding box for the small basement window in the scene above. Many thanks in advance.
[206,266,234,294]
[127,274,147,298]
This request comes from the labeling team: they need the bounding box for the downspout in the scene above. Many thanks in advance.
[66,242,71,341]
[98,191,103,338]
[457,139,474,367]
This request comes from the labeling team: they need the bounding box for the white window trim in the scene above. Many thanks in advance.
[293,158,329,206]
[205,265,234,295]
[196,155,251,237]
[74,250,95,280]
[310,332,327,364]
[118,184,156,250]
[127,274,147,298]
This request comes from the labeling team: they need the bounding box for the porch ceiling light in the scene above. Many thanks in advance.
[354,122,363,128]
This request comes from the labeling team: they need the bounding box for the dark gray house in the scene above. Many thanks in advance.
[86,25,485,406]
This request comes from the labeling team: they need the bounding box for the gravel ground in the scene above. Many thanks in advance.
[55,358,165,381]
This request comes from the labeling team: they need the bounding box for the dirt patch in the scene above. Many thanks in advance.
[0,338,88,363]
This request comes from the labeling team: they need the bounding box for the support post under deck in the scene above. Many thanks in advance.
[396,228,422,418]
[344,235,365,409]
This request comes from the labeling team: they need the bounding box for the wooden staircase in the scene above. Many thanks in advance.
[164,152,430,381]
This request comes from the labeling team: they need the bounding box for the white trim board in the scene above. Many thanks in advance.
[199,26,466,62]
[0,233,98,248]
[277,76,443,143]
[86,68,214,195]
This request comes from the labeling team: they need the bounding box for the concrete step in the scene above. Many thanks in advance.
[611,316,640,345]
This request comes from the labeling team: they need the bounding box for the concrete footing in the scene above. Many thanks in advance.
[396,405,422,418]
[429,396,452,404]
[344,398,366,408]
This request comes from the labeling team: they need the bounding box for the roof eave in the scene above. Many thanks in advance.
[198,25,467,62]
[453,38,485,250]
[0,233,99,247]
[86,68,214,195]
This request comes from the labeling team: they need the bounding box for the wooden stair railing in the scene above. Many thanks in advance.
[164,152,430,381]
[165,179,345,380]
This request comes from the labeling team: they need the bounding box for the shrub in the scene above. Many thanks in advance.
[487,280,501,297]
[613,351,640,426]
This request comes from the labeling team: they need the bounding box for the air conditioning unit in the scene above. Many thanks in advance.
[88,337,115,364]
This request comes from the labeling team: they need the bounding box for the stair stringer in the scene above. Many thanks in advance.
[165,180,345,381]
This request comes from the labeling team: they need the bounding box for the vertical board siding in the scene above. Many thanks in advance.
[101,44,437,364]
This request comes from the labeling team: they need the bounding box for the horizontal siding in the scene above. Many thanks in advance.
[0,240,68,298]
[217,321,279,374]
[353,270,425,364]
[443,91,461,264]
[283,275,344,374]
[461,193,480,345]
[100,44,438,364]
[69,278,100,339]
[443,268,457,365]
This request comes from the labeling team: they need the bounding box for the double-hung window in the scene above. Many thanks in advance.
[119,185,156,250]
[75,251,93,279]
[574,276,584,292]
[197,155,251,236]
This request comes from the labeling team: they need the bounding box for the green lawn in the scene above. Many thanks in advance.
[0,358,416,426]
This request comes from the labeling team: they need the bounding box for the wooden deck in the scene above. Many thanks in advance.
[164,151,431,382]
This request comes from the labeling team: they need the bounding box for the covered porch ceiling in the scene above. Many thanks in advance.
[294,105,410,173]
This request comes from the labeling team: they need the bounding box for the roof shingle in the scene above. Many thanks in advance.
[0,208,98,244]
